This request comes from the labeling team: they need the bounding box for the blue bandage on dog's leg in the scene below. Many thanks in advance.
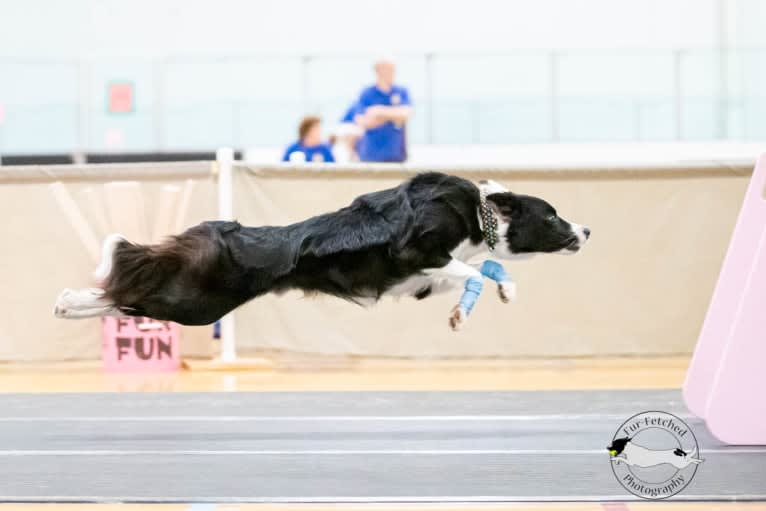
[480,260,508,283]
[481,259,515,302]
[458,276,484,315]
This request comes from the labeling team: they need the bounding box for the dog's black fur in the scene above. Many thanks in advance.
[102,172,585,325]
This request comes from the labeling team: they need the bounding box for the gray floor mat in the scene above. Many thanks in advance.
[0,390,763,502]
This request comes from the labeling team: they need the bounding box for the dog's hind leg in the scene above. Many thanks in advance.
[424,259,483,331]
[54,288,121,319]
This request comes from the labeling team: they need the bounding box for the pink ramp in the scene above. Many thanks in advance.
[683,154,766,444]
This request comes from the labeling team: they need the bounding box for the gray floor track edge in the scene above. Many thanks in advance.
[0,390,764,503]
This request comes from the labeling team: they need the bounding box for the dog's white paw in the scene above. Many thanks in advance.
[498,281,517,303]
[449,305,467,331]
[54,288,112,318]
[54,288,73,317]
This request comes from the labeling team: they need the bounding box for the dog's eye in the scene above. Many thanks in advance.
[547,214,557,222]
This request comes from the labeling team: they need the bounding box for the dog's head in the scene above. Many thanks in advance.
[607,437,631,456]
[479,180,590,258]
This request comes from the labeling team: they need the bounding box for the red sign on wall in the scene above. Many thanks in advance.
[107,82,134,114]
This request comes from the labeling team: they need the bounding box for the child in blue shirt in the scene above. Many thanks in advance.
[283,116,335,163]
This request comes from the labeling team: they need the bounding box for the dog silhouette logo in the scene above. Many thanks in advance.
[608,411,703,499]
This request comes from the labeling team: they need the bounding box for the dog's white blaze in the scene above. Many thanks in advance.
[93,233,125,281]
[553,221,590,256]
[570,222,588,244]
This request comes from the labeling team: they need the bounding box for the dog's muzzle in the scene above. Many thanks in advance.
[566,225,591,252]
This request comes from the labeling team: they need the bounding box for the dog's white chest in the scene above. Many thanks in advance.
[382,241,486,300]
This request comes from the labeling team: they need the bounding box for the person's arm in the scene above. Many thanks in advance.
[340,103,358,123]
[354,109,387,129]
[352,89,383,129]
[355,105,411,128]
[370,105,412,123]
[357,89,413,125]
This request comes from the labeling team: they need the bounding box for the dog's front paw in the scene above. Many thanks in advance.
[498,281,517,303]
[449,305,467,331]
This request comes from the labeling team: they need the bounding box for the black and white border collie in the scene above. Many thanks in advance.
[54,172,589,330]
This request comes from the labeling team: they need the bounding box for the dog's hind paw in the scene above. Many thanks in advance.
[53,288,74,318]
[498,281,517,303]
[449,305,467,331]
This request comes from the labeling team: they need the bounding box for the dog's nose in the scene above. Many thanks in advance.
[583,227,591,239]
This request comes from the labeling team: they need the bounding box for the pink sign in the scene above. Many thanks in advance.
[107,82,134,114]
[102,317,181,372]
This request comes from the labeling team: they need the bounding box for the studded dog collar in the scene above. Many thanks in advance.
[479,192,499,251]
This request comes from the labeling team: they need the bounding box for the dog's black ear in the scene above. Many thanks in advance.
[486,192,518,217]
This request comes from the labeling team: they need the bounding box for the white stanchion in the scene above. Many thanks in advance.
[216,147,237,362]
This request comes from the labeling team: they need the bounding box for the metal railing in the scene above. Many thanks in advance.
[0,49,764,155]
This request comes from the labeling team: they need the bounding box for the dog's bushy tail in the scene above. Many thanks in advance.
[101,223,224,308]
[101,240,172,307]
[94,233,126,282]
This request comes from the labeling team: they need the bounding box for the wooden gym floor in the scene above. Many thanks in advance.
[0,353,689,393]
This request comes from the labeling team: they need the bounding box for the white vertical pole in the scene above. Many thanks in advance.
[216,147,237,362]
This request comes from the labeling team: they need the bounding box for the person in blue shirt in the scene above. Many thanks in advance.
[353,58,412,162]
[282,116,335,163]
